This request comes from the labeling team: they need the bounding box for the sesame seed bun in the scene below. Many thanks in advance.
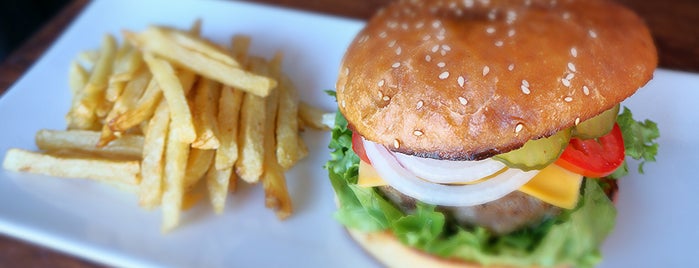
[336,0,657,160]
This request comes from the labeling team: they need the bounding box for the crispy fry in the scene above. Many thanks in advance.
[107,44,143,102]
[205,163,233,214]
[298,102,332,131]
[272,58,308,169]
[67,34,117,130]
[215,85,243,170]
[143,52,196,143]
[161,120,191,232]
[158,27,237,67]
[35,129,143,159]
[125,28,276,97]
[139,100,169,209]
[259,60,292,219]
[69,61,89,96]
[230,35,251,64]
[3,148,140,185]
[191,78,221,149]
[99,65,151,146]
[184,148,214,189]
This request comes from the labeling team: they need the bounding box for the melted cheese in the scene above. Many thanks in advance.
[357,160,582,209]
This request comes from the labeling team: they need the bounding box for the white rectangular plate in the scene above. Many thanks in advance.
[0,0,697,267]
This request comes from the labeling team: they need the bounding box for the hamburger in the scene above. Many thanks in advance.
[326,0,660,267]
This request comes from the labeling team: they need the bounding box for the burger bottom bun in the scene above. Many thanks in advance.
[347,228,482,268]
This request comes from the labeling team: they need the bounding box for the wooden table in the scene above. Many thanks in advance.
[0,0,697,266]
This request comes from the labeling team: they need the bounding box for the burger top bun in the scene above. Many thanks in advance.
[336,0,657,160]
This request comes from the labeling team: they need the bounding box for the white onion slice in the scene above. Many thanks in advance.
[363,139,539,206]
[393,152,505,184]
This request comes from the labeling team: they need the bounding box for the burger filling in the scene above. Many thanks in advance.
[326,97,659,267]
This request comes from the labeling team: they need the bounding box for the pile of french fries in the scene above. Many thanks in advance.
[2,20,331,232]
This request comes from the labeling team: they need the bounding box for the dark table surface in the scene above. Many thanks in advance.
[0,0,697,267]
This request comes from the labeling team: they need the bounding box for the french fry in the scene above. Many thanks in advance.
[67,34,117,130]
[143,52,196,143]
[161,120,191,232]
[298,102,332,131]
[191,78,221,149]
[213,35,250,170]
[35,129,143,159]
[205,163,233,214]
[258,59,292,219]
[235,93,265,183]
[139,100,169,209]
[107,44,143,102]
[125,28,276,97]
[215,85,243,170]
[68,61,89,96]
[158,27,237,67]
[99,65,151,146]
[272,58,307,169]
[76,49,100,69]
[184,148,214,189]
[3,148,140,185]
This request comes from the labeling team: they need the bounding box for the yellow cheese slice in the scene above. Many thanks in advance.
[518,164,583,209]
[357,160,386,187]
[356,160,583,209]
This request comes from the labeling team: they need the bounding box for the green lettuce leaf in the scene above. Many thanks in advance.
[325,110,617,267]
[609,107,660,178]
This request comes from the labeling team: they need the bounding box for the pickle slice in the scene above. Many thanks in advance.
[573,104,620,139]
[494,128,571,171]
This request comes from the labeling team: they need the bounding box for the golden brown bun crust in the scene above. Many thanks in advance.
[347,229,481,268]
[336,0,657,160]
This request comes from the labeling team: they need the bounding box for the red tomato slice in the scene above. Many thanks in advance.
[555,123,625,178]
[351,132,371,164]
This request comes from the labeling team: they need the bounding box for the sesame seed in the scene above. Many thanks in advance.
[521,85,531,95]
[383,96,390,101]
[396,47,402,55]
[341,100,346,107]
[465,0,474,7]
[379,32,387,38]
[495,40,504,47]
[388,40,396,47]
[378,91,383,98]
[423,35,431,41]
[506,10,517,24]
[488,10,496,20]
[508,64,514,71]
[486,27,496,34]
[416,100,424,109]
[440,50,446,56]
[522,79,529,87]
[437,62,446,67]
[416,22,425,28]
[393,139,400,149]
[442,45,451,51]
[564,96,573,102]
[515,123,523,133]
[508,29,516,37]
[431,45,439,53]
[458,76,465,87]
[344,67,349,76]
[562,78,571,87]
[583,85,590,95]
[392,62,401,68]
[401,23,408,30]
[439,71,450,79]
[562,12,571,20]
[436,35,445,41]
[425,55,432,62]
[589,29,598,38]
[413,130,424,136]
[565,73,575,80]
[575,117,581,125]
[483,66,490,76]
[432,20,441,28]
[568,62,576,72]
[571,47,578,57]
[458,97,468,105]
[378,79,385,87]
